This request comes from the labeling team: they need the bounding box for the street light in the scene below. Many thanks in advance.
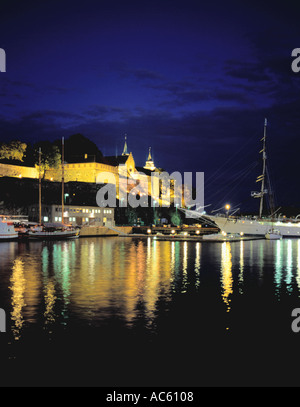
[225,204,230,217]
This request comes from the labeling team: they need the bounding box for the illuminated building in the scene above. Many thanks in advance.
[28,204,115,227]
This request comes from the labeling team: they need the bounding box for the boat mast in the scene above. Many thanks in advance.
[39,147,42,224]
[259,118,267,218]
[61,137,65,224]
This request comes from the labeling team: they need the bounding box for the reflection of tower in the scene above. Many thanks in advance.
[144,147,156,171]
[122,134,129,156]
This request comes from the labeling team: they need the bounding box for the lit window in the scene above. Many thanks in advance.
[43,216,49,222]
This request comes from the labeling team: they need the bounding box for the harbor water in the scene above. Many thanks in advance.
[1,236,300,386]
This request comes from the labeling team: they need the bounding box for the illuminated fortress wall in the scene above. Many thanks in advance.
[45,162,119,183]
[0,162,119,184]
[0,163,39,179]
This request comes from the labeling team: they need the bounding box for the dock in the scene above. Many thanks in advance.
[118,233,265,242]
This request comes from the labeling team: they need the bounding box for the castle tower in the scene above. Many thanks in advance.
[144,147,156,171]
[122,135,129,156]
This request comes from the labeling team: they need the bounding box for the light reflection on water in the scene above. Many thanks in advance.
[1,237,300,341]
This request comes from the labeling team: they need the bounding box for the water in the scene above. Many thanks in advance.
[1,237,300,386]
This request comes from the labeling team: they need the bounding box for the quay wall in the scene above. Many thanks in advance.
[80,226,132,237]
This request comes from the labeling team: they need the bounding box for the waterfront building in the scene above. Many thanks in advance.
[28,204,115,227]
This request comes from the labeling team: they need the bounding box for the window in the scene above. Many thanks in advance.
[43,216,49,222]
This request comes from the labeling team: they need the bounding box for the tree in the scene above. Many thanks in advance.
[33,141,61,178]
[54,134,103,163]
[170,210,182,226]
[0,140,27,162]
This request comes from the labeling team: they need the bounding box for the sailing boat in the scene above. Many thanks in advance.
[26,139,80,240]
[181,119,300,238]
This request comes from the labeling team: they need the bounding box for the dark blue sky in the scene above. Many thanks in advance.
[1,0,300,212]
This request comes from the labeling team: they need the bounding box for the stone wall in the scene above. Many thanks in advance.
[0,163,38,179]
[45,162,119,183]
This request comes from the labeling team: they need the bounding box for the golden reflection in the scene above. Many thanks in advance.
[181,241,188,293]
[10,258,26,340]
[238,240,244,294]
[221,242,233,312]
[42,246,56,325]
[44,279,56,324]
[69,238,173,326]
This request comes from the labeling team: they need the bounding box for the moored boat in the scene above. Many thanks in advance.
[26,223,80,240]
[180,119,300,238]
[265,228,282,240]
[0,218,18,241]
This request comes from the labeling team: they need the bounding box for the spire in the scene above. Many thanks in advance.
[144,146,156,171]
[122,134,129,156]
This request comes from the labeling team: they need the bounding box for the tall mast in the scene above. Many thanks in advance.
[38,147,42,224]
[259,118,267,218]
[61,137,65,224]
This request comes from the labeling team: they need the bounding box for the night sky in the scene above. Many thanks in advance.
[1,0,300,213]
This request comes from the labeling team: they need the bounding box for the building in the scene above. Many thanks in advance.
[0,137,157,187]
[29,204,115,227]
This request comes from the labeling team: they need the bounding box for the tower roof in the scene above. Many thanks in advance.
[144,146,156,171]
[122,135,129,156]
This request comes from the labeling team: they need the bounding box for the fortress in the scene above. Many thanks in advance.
[0,137,157,184]
[0,137,190,208]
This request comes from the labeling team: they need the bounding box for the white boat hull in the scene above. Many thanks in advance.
[0,233,18,240]
[265,233,282,240]
[0,221,18,240]
[180,210,300,238]
[207,215,300,238]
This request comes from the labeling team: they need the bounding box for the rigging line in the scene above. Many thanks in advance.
[205,129,260,184]
[205,160,258,196]
[211,163,258,210]
[206,161,258,203]
[206,147,257,185]
[205,152,259,193]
